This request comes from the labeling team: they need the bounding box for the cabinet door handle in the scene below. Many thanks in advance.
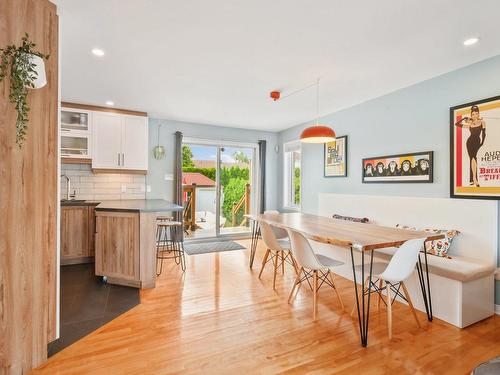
[122,153,125,166]
[118,153,120,166]
[61,129,70,132]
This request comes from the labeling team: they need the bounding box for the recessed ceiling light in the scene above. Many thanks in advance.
[463,37,479,46]
[92,48,105,56]
[105,101,114,106]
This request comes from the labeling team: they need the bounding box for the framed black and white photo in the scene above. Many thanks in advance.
[324,135,347,177]
[362,151,433,183]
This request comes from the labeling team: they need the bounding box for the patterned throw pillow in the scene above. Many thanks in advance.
[421,228,460,258]
[395,224,460,258]
[333,214,369,223]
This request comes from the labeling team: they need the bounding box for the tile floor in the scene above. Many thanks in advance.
[48,263,140,356]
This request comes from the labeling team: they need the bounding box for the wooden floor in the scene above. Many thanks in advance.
[32,240,500,374]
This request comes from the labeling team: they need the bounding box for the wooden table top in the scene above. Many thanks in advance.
[245,213,444,251]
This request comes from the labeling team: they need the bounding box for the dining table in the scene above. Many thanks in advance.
[245,212,444,347]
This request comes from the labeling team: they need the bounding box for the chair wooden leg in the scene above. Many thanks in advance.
[401,282,420,328]
[272,250,279,290]
[350,276,368,317]
[386,280,392,340]
[328,271,344,311]
[288,267,303,304]
[290,253,299,275]
[377,279,383,312]
[313,270,318,320]
[258,249,270,279]
[281,250,285,274]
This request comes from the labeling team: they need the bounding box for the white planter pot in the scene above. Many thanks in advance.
[28,54,47,89]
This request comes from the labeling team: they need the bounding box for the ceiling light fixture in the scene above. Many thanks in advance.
[92,48,105,56]
[300,78,336,143]
[105,100,114,106]
[463,37,479,46]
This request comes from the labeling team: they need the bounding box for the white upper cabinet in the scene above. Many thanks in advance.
[92,112,123,169]
[92,111,149,171]
[122,115,149,170]
[60,107,92,159]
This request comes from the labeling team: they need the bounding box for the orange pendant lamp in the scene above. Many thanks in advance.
[300,78,336,143]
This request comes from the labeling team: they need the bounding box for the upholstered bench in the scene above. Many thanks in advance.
[373,247,496,327]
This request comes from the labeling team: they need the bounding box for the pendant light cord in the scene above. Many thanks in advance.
[316,77,320,126]
[157,124,161,147]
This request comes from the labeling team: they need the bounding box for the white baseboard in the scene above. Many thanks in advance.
[495,304,500,315]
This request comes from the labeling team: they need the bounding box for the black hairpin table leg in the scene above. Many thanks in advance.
[350,247,374,347]
[416,247,433,321]
[249,220,260,269]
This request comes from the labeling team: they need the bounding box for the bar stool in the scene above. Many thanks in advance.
[156,219,186,274]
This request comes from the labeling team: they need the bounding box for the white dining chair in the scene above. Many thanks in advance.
[258,221,298,290]
[264,210,288,240]
[352,238,425,339]
[286,229,345,320]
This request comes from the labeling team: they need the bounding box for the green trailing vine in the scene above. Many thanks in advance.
[0,33,49,147]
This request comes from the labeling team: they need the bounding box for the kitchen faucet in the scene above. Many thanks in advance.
[60,174,75,200]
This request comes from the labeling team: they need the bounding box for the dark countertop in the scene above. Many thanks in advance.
[61,200,101,207]
[94,199,183,213]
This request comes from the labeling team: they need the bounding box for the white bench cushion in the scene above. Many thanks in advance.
[374,248,495,282]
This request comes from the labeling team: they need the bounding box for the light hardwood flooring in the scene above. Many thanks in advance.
[32,240,500,374]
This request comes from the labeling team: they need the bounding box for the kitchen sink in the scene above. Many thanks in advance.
[60,199,87,203]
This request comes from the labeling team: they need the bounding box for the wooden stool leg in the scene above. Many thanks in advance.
[288,267,303,304]
[258,249,270,279]
[401,282,420,328]
[313,270,318,320]
[386,281,392,340]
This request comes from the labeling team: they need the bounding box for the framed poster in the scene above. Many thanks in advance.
[450,95,500,199]
[362,151,433,183]
[324,135,347,177]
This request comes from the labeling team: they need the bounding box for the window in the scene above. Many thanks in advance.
[283,141,301,209]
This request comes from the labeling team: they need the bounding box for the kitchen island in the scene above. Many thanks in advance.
[94,199,183,289]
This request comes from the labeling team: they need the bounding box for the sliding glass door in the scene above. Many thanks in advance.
[218,145,254,236]
[182,139,258,240]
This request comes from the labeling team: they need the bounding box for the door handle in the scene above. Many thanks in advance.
[118,153,120,166]
[122,153,125,166]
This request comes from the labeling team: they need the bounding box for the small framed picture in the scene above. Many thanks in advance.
[362,151,433,183]
[324,135,347,177]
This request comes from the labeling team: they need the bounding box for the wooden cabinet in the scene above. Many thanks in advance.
[60,205,96,265]
[95,211,140,286]
[92,112,148,172]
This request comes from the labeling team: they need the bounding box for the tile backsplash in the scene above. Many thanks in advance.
[60,164,146,200]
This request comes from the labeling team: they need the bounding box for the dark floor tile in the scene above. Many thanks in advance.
[61,288,109,324]
[49,262,141,357]
[48,318,103,356]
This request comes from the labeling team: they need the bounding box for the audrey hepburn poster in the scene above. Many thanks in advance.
[451,95,500,199]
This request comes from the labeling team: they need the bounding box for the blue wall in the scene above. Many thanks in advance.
[278,54,500,305]
[146,118,279,211]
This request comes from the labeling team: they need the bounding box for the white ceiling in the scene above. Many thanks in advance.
[60,0,500,132]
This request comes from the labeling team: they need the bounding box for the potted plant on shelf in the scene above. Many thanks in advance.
[0,33,50,147]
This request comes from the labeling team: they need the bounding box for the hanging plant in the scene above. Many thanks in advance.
[0,33,50,147]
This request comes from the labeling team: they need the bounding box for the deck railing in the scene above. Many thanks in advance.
[231,183,250,227]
